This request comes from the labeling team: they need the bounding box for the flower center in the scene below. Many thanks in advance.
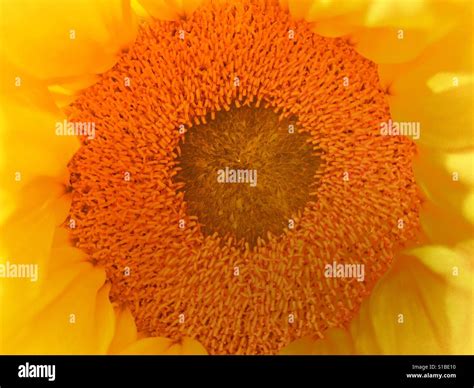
[175,106,320,246]
[66,0,422,354]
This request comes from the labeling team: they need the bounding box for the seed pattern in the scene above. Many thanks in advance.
[67,0,422,354]
[175,105,320,247]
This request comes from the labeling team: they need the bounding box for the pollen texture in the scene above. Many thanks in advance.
[67,0,422,354]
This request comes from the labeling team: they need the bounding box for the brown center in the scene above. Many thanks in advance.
[175,106,320,246]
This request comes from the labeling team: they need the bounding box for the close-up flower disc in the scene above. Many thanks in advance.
[1,0,472,365]
[66,0,422,354]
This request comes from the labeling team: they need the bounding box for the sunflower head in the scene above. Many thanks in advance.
[0,0,472,356]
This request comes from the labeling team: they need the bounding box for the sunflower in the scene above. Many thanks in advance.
[0,0,472,355]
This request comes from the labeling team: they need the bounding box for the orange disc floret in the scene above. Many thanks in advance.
[67,0,422,354]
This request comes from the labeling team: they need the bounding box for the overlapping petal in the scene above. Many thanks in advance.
[136,0,202,19]
[281,241,474,354]
[378,21,473,150]
[0,0,137,83]
[415,147,474,245]
[1,262,113,354]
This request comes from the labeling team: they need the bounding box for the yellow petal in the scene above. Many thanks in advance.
[378,21,473,150]
[120,337,208,355]
[0,0,137,83]
[283,0,368,21]
[351,26,433,64]
[0,178,70,272]
[49,227,89,271]
[0,61,79,222]
[281,241,473,354]
[420,202,473,247]
[0,225,87,343]
[445,152,474,186]
[137,0,202,20]
[1,263,114,354]
[108,306,138,354]
[355,243,473,354]
[48,74,100,109]
[94,283,117,353]
[364,0,432,29]
[415,147,474,245]
[280,329,355,355]
[464,191,474,225]
[0,98,76,195]
[280,0,367,37]
[349,0,467,64]
[285,0,469,64]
